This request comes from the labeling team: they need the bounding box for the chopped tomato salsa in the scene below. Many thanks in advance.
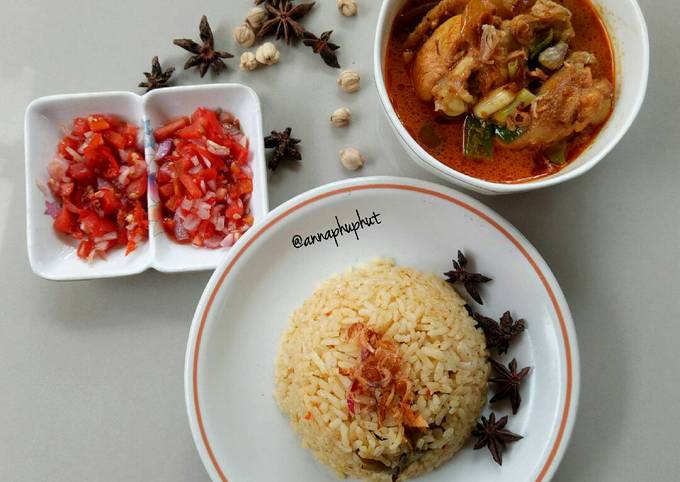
[44,114,148,261]
[154,107,254,248]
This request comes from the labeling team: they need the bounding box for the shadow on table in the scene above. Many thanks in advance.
[44,269,212,330]
[481,168,632,481]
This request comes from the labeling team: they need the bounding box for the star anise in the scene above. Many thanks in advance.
[258,0,316,44]
[173,15,233,77]
[264,127,302,170]
[474,311,525,355]
[490,358,531,414]
[138,56,175,92]
[444,250,492,304]
[302,30,341,68]
[473,412,523,465]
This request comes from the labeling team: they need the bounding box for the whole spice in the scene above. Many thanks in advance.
[337,69,360,92]
[264,127,302,170]
[233,23,256,47]
[240,51,259,71]
[473,311,526,355]
[472,412,523,465]
[245,6,269,30]
[173,15,234,77]
[444,250,492,304]
[255,42,280,65]
[337,0,358,16]
[489,358,531,414]
[330,107,352,127]
[139,56,175,92]
[258,0,316,45]
[302,30,341,68]
[339,147,364,171]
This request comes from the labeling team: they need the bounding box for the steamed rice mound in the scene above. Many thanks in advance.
[275,259,489,481]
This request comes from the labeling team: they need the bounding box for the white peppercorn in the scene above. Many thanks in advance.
[240,51,259,71]
[337,0,358,16]
[330,107,352,127]
[255,42,280,65]
[245,6,268,31]
[337,70,360,93]
[339,147,365,171]
[233,24,256,48]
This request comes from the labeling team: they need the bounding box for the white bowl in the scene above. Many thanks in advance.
[25,84,268,280]
[374,0,649,194]
[185,176,579,482]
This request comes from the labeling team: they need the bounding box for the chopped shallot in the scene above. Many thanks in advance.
[65,146,84,162]
[44,200,60,219]
[206,139,230,156]
[48,158,69,180]
[341,323,428,429]
[220,232,237,247]
[174,221,190,241]
[155,139,172,160]
[36,180,51,198]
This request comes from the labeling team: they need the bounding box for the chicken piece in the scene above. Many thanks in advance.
[404,0,525,51]
[460,0,498,45]
[404,0,538,53]
[404,0,469,50]
[480,25,503,61]
[469,61,510,94]
[412,15,466,102]
[506,52,613,149]
[502,0,538,15]
[505,0,575,47]
[412,0,506,110]
[430,51,509,117]
[432,54,480,115]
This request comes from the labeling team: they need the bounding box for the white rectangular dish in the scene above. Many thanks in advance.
[25,84,268,280]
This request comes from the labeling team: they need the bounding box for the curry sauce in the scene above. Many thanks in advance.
[385,0,615,183]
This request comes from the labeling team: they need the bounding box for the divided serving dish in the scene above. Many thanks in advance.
[25,84,268,280]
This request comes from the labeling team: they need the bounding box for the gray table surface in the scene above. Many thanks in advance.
[1,0,678,481]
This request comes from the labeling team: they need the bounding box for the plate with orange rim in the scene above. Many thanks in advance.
[184,176,579,482]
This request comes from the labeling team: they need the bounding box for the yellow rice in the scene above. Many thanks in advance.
[275,259,489,481]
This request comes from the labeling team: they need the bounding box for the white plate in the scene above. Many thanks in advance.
[185,177,579,482]
[24,84,268,280]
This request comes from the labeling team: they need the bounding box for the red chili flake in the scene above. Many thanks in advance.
[304,411,313,420]
[347,398,356,416]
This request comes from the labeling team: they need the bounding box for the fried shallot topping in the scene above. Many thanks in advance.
[340,323,427,430]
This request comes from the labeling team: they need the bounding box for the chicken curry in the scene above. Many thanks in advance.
[386,0,615,183]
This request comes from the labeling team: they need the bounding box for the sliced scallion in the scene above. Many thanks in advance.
[493,89,536,124]
[463,115,494,159]
[545,141,567,165]
[494,125,526,144]
[529,29,554,60]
